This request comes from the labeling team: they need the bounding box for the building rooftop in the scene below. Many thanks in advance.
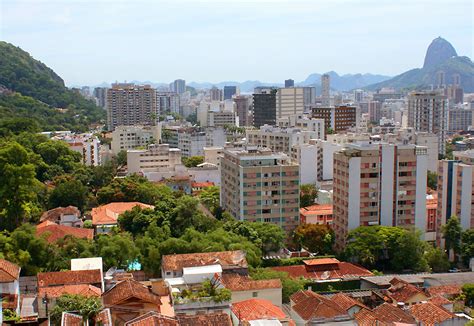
[299,204,333,217]
[271,261,373,281]
[38,284,101,298]
[161,250,248,272]
[37,269,102,288]
[221,273,281,292]
[40,206,80,222]
[231,298,287,322]
[36,222,94,243]
[91,202,154,226]
[102,279,161,307]
[0,259,21,282]
[410,302,456,325]
[290,290,348,321]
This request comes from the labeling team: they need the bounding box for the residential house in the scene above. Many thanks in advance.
[161,250,248,278]
[91,202,154,234]
[102,279,162,325]
[330,293,367,317]
[221,273,282,306]
[231,298,292,325]
[36,220,94,243]
[353,303,416,325]
[0,259,21,315]
[40,206,82,227]
[299,204,333,225]
[410,302,468,325]
[384,278,429,305]
[123,311,232,326]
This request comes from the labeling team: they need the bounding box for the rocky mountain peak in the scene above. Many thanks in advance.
[423,37,458,69]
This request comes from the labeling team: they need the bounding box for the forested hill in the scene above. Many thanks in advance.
[0,41,105,132]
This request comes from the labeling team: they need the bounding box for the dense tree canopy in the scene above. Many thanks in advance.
[292,223,334,254]
[300,184,318,207]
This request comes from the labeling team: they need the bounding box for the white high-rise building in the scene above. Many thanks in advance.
[276,87,305,119]
[321,74,330,106]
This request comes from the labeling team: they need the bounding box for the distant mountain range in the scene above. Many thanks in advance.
[366,37,474,92]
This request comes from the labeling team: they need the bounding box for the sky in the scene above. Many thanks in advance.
[1,0,472,86]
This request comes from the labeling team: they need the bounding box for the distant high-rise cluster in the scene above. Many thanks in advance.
[170,79,186,94]
[223,86,237,100]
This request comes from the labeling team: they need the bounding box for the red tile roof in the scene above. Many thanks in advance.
[385,277,427,303]
[2,293,18,310]
[62,312,83,326]
[354,308,385,326]
[372,303,416,325]
[95,308,112,326]
[271,262,373,280]
[428,295,452,306]
[300,204,333,216]
[290,290,348,321]
[92,202,154,225]
[221,273,281,291]
[191,182,215,188]
[102,279,161,307]
[425,285,462,298]
[330,293,367,311]
[125,312,178,326]
[0,259,20,282]
[37,269,102,287]
[40,206,80,222]
[36,223,94,243]
[303,258,340,266]
[177,312,232,326]
[38,284,101,298]
[410,302,456,326]
[232,298,287,321]
[162,250,248,272]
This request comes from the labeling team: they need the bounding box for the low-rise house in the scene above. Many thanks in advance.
[91,202,154,234]
[289,290,351,325]
[360,274,425,289]
[299,204,333,225]
[425,284,462,299]
[384,278,429,305]
[40,206,82,227]
[36,220,94,243]
[221,273,282,306]
[191,181,215,195]
[102,279,162,325]
[271,258,373,282]
[410,302,468,326]
[353,303,416,326]
[330,293,367,317]
[231,298,292,325]
[161,250,248,278]
[0,259,21,315]
[123,311,232,326]
[428,295,454,312]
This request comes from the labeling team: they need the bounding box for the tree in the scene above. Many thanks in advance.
[94,233,139,270]
[48,179,88,211]
[49,294,102,326]
[171,196,217,236]
[424,246,450,272]
[118,206,158,236]
[116,150,127,166]
[299,184,318,207]
[293,224,334,254]
[390,230,429,272]
[199,186,220,215]
[326,127,335,135]
[427,171,438,190]
[442,216,462,261]
[249,222,286,254]
[461,229,474,266]
[462,284,474,308]
[182,156,204,168]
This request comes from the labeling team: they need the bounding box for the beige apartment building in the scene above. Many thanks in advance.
[276,87,305,119]
[127,144,182,174]
[333,143,428,248]
[106,83,158,131]
[437,149,474,246]
[220,147,300,233]
[111,125,161,155]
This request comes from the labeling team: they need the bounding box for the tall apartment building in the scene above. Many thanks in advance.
[311,106,358,134]
[210,87,223,101]
[253,88,277,127]
[276,87,305,119]
[82,137,100,166]
[321,74,330,106]
[207,110,237,128]
[234,95,251,126]
[368,101,382,123]
[106,83,158,131]
[448,107,473,133]
[437,150,474,243]
[333,143,428,247]
[407,91,448,155]
[93,87,107,109]
[303,87,316,112]
[354,89,364,103]
[162,126,207,157]
[157,92,180,115]
[111,125,162,155]
[127,144,182,174]
[220,147,300,232]
[170,79,186,94]
[223,86,237,100]
[285,79,294,88]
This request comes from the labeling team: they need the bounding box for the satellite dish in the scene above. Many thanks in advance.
[321,271,330,280]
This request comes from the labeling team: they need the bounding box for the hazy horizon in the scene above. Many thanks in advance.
[1,0,472,86]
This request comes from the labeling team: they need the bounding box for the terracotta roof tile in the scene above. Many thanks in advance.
[38,284,101,298]
[428,295,452,306]
[92,202,154,225]
[102,279,161,307]
[303,258,340,266]
[37,269,102,288]
[61,312,83,326]
[36,223,94,243]
[125,312,178,326]
[290,290,348,321]
[221,273,281,291]
[410,302,455,326]
[331,293,367,311]
[191,182,215,188]
[385,278,427,303]
[0,259,21,282]
[372,303,416,324]
[40,206,80,222]
[231,298,286,321]
[354,308,386,326]
[300,204,333,216]
[95,308,113,326]
[425,285,462,298]
[177,312,232,326]
[2,293,18,310]
[271,262,373,280]
[162,250,248,272]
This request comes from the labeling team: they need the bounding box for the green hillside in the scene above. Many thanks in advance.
[0,41,105,131]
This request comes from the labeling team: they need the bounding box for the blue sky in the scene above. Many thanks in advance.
[1,0,472,86]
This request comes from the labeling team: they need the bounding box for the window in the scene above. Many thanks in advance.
[252,292,258,297]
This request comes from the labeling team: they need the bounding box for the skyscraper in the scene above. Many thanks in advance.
[93,87,108,109]
[354,89,364,103]
[321,74,330,105]
[407,91,448,155]
[276,87,305,119]
[311,105,357,133]
[252,87,277,127]
[106,83,158,131]
[333,143,428,247]
[285,79,294,88]
[170,79,186,94]
[210,87,223,101]
[234,95,251,126]
[157,92,180,115]
[223,86,237,100]
[436,71,445,89]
